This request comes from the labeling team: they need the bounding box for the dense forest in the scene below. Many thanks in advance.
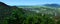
[0,2,60,24]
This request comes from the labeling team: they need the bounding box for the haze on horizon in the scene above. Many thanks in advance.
[0,0,60,6]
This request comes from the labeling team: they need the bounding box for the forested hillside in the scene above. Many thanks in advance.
[0,2,60,24]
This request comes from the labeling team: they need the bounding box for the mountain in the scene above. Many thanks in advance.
[0,2,24,24]
[0,2,10,7]
[0,2,11,16]
[44,4,60,8]
[0,2,11,24]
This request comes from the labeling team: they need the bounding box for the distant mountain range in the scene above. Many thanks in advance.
[44,4,60,8]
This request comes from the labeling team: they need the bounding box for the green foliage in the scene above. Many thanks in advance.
[0,4,60,24]
[2,7,60,24]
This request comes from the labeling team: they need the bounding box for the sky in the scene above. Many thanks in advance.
[0,0,60,6]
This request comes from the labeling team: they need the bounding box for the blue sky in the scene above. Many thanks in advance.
[0,0,60,6]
